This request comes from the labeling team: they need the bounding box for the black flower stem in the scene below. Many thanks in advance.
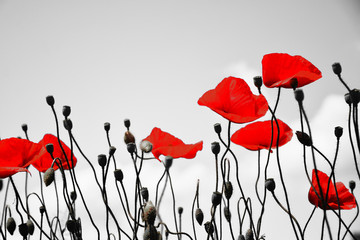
[347,104,360,180]
[302,206,316,236]
[215,154,219,192]
[101,166,111,239]
[336,73,351,93]
[255,150,262,204]
[105,129,117,169]
[0,179,10,227]
[156,169,168,209]
[130,151,143,239]
[115,180,135,232]
[166,169,181,240]
[341,192,359,240]
[352,104,360,154]
[191,180,200,240]
[157,222,194,240]
[0,223,5,240]
[237,198,245,236]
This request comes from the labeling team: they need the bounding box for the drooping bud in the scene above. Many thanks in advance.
[294,89,304,103]
[18,223,28,237]
[97,154,107,168]
[350,89,360,105]
[332,62,342,75]
[143,201,157,225]
[63,119,73,131]
[6,217,16,235]
[46,95,55,106]
[114,169,124,182]
[349,180,356,191]
[253,76,262,90]
[224,181,233,199]
[295,131,312,146]
[164,156,173,169]
[178,207,183,215]
[109,146,116,156]
[195,208,204,225]
[214,123,222,134]
[290,78,298,90]
[141,187,149,202]
[127,143,136,154]
[265,178,276,192]
[140,140,153,153]
[334,126,343,139]
[124,131,135,144]
[62,105,71,117]
[211,142,220,155]
[204,221,214,235]
[211,191,222,206]
[224,206,231,222]
[66,219,77,233]
[45,143,54,155]
[124,119,131,130]
[44,168,55,187]
[245,229,254,240]
[143,225,158,240]
[345,93,352,105]
[21,124,28,132]
[26,219,35,235]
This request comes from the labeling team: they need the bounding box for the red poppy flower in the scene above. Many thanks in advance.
[230,119,293,151]
[262,53,322,88]
[143,127,203,161]
[31,134,77,172]
[308,169,356,210]
[0,138,40,178]
[198,76,268,124]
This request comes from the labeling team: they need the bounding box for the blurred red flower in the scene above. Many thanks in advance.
[31,134,77,172]
[308,169,356,210]
[0,138,40,178]
[231,119,293,151]
[262,53,322,88]
[143,127,203,161]
[198,77,268,123]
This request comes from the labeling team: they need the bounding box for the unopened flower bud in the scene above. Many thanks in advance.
[124,131,135,144]
[290,78,298,90]
[195,208,204,225]
[350,89,360,105]
[238,235,245,240]
[66,219,76,233]
[345,93,352,105]
[211,142,220,155]
[140,140,153,153]
[124,119,131,130]
[211,191,222,206]
[26,219,35,235]
[46,95,55,106]
[245,229,254,240]
[143,225,157,240]
[334,126,343,139]
[18,223,28,237]
[39,205,45,214]
[224,206,231,222]
[295,131,312,146]
[6,217,16,235]
[143,201,157,225]
[109,146,116,156]
[294,89,304,103]
[104,122,110,132]
[214,123,222,134]
[46,143,54,155]
[332,62,342,75]
[97,154,107,168]
[21,124,28,132]
[265,178,275,192]
[62,105,71,117]
[114,169,124,182]
[70,191,77,201]
[204,221,214,235]
[63,119,73,131]
[178,207,183,215]
[44,168,55,187]
[349,180,356,191]
[141,187,149,202]
[164,156,173,169]
[224,181,233,199]
[253,76,262,90]
[127,143,136,154]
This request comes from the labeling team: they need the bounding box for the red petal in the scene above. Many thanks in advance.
[143,127,203,161]
[0,167,29,178]
[262,53,322,88]
[231,119,293,151]
[31,134,77,172]
[198,77,268,123]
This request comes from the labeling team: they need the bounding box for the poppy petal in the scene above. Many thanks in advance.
[262,53,322,88]
[0,167,29,178]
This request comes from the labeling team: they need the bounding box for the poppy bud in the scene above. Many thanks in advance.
[143,225,157,240]
[143,201,156,225]
[46,143,54,155]
[44,168,55,186]
[238,235,245,240]
[204,221,214,235]
[18,223,28,237]
[345,93,352,105]
[127,143,136,154]
[124,119,131,130]
[62,105,71,117]
[6,217,16,235]
[26,219,35,235]
[104,122,110,132]
[290,78,298,90]
[21,123,28,132]
[124,131,135,144]
[334,126,343,139]
[141,187,149,202]
[245,229,254,240]
[224,206,231,222]
[265,178,275,192]
[98,154,107,168]
[295,131,312,146]
[66,219,77,233]
[114,169,124,182]
[211,142,220,155]
[0,179,3,191]
[109,146,116,156]
[224,181,233,199]
[164,156,173,169]
[350,89,360,105]
[63,119,73,131]
[214,123,222,134]
[253,76,262,90]
[70,191,77,201]
[39,205,45,214]
[140,140,153,153]
[178,207,183,215]
[195,208,204,225]
[349,180,356,191]
[211,191,222,206]
[332,62,342,75]
[294,89,304,103]
[46,95,55,106]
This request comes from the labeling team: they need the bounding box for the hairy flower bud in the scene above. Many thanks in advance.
[178,207,183,215]
[253,76,262,90]
[140,140,153,153]
[265,178,276,192]
[211,191,222,206]
[62,105,71,117]
[63,119,73,131]
[97,154,107,168]
[290,78,298,90]
[195,208,204,225]
[44,168,55,187]
[114,169,124,182]
[66,219,77,233]
[214,123,222,134]
[124,131,135,144]
[334,126,343,139]
[46,95,55,106]
[224,181,233,199]
[211,142,220,155]
[141,187,149,202]
[224,206,231,222]
[245,229,254,240]
[104,122,110,132]
[124,119,131,130]
[349,180,356,191]
[204,221,214,235]
[294,89,304,103]
[332,62,342,75]
[295,131,312,146]
[6,217,16,235]
[21,123,28,132]
[26,219,35,235]
[18,223,28,237]
[143,201,157,225]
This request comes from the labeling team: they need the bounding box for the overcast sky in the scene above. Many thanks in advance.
[0,1,360,239]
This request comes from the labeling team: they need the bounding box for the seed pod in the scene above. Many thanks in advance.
[18,223,28,237]
[104,122,110,132]
[39,205,45,214]
[245,228,254,240]
[350,89,360,105]
[265,178,276,192]
[114,169,124,182]
[164,156,173,169]
[143,201,157,225]
[204,221,214,235]
[345,93,352,105]
[349,180,356,191]
[70,191,77,201]
[334,126,343,139]
[124,119,131,129]
[6,217,16,235]
[140,140,153,153]
[211,191,222,206]
[224,181,233,199]
[45,143,54,155]
[21,124,28,132]
[253,76,262,89]
[332,62,342,75]
[62,105,71,117]
[109,146,116,156]
[26,219,35,235]
[44,168,55,187]
[214,123,222,134]
[97,154,107,168]
[46,95,55,106]
[124,131,135,144]
[178,207,183,215]
[211,142,220,155]
[294,89,304,103]
[141,187,149,202]
[63,119,73,130]
[66,219,77,233]
[127,143,136,154]
[295,131,312,146]
[224,206,231,222]
[195,208,204,225]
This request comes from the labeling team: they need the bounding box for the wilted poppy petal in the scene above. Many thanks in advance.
[0,138,41,168]
[31,134,77,172]
[143,127,203,161]
[308,169,356,210]
[231,119,293,151]
[262,53,322,88]
[198,77,268,123]
[0,167,29,178]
